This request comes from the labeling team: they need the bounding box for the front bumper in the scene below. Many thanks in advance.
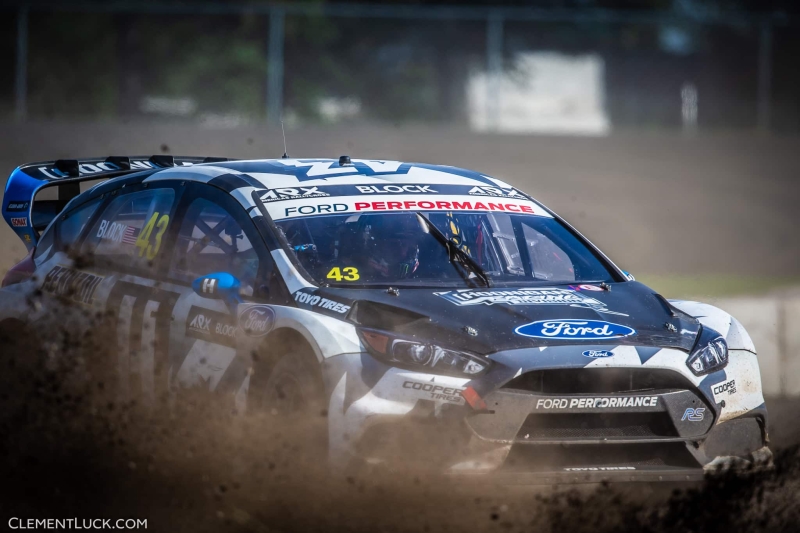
[468,388,713,445]
[323,349,769,482]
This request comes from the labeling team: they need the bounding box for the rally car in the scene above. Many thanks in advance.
[0,155,771,483]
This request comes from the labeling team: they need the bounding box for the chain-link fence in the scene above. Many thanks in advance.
[1,2,797,134]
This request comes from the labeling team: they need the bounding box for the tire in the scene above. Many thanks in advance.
[252,350,324,414]
[249,350,328,459]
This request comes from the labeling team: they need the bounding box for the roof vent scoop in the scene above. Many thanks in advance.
[339,155,352,166]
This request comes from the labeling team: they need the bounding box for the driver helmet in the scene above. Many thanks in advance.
[360,214,424,279]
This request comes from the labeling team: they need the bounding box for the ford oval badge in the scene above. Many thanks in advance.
[237,305,276,337]
[515,320,635,340]
[582,349,615,358]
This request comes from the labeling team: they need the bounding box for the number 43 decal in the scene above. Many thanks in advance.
[327,267,360,281]
[136,212,170,260]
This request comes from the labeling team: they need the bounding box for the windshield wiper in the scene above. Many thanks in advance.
[415,213,491,288]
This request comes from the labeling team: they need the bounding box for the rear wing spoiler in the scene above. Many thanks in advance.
[2,155,231,251]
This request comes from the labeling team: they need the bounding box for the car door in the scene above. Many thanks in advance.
[79,183,183,408]
[164,183,287,402]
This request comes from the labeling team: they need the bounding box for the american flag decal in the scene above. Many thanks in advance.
[121,225,139,245]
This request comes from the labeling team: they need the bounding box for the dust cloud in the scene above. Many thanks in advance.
[0,315,798,533]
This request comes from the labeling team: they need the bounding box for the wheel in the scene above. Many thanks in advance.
[252,350,325,415]
[249,349,329,462]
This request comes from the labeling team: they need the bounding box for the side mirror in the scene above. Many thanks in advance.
[192,272,243,312]
[621,270,635,281]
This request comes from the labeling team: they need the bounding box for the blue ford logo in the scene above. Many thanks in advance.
[582,349,615,358]
[515,320,636,340]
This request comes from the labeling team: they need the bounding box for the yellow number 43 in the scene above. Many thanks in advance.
[136,212,170,261]
[326,266,360,282]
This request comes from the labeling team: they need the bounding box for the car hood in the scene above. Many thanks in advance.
[296,281,701,355]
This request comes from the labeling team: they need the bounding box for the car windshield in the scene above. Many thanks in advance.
[275,211,615,287]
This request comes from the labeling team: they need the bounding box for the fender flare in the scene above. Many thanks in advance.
[669,299,756,354]
[249,304,362,364]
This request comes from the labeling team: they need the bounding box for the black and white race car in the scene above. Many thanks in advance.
[0,155,771,483]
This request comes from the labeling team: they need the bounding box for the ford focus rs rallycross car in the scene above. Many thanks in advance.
[0,155,771,483]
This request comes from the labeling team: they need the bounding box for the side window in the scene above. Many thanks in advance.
[170,197,260,297]
[82,188,176,270]
[522,224,577,281]
[34,196,103,263]
[33,224,56,263]
[58,197,103,251]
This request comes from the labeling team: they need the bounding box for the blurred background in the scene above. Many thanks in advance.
[2,0,800,132]
[0,0,798,397]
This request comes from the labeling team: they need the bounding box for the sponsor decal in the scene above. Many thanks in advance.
[201,278,217,295]
[216,323,238,337]
[434,287,626,316]
[712,379,737,403]
[568,284,604,292]
[271,159,520,184]
[516,320,636,340]
[681,407,706,422]
[402,381,464,403]
[275,159,429,180]
[11,217,27,227]
[294,291,351,314]
[284,203,350,217]
[188,313,212,334]
[267,194,551,220]
[356,185,438,194]
[186,306,238,347]
[121,227,139,245]
[468,185,524,198]
[582,349,614,358]
[37,159,169,179]
[23,234,32,243]
[352,199,537,214]
[536,396,658,410]
[564,466,636,471]
[41,266,103,305]
[237,305,276,337]
[260,187,329,203]
[6,200,29,212]
[96,220,138,245]
[275,159,361,178]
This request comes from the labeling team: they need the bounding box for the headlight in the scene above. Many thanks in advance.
[358,328,490,378]
[686,327,728,376]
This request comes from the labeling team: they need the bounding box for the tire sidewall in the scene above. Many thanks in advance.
[255,350,325,414]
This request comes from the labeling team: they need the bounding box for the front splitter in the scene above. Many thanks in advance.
[448,465,706,485]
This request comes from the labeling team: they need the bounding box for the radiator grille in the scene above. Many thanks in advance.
[502,368,694,395]
[517,412,678,440]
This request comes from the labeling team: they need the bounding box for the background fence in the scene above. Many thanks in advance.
[1,1,798,135]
